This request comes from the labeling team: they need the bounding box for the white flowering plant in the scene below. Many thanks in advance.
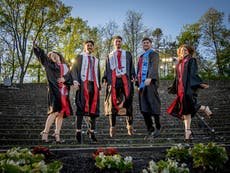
[142,159,189,173]
[0,147,62,173]
[93,148,133,172]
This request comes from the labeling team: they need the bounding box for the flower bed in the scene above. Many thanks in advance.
[93,148,133,173]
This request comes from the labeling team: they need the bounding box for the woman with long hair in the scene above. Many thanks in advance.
[33,40,72,143]
[167,44,212,143]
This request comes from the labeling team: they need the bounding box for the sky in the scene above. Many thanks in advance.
[61,0,230,41]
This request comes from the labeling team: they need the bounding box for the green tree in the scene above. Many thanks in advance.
[152,28,163,51]
[177,23,201,50]
[199,8,229,76]
[0,0,71,85]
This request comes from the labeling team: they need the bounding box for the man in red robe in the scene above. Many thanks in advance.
[71,40,100,143]
[103,36,135,137]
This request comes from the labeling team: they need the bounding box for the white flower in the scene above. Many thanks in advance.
[124,156,132,165]
[142,169,148,173]
[113,154,121,165]
[98,152,105,159]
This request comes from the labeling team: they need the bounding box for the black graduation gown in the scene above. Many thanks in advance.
[103,51,135,116]
[71,55,101,117]
[168,56,203,119]
[33,46,73,117]
[136,51,161,115]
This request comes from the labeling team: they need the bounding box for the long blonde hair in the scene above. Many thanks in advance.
[177,44,195,60]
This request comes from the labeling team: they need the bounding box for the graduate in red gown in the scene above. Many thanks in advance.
[33,41,72,143]
[71,40,100,143]
[103,36,135,137]
[167,44,212,143]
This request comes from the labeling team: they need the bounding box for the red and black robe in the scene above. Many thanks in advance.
[33,46,73,117]
[167,56,203,119]
[103,50,135,116]
[71,54,101,117]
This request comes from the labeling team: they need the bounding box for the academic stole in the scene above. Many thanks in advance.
[82,55,99,114]
[58,63,71,115]
[167,57,188,116]
[109,50,129,110]
[139,49,153,89]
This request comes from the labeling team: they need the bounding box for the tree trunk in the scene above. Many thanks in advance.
[19,72,25,86]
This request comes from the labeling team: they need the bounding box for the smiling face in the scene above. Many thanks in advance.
[142,40,152,51]
[180,47,189,59]
[84,42,94,54]
[113,38,122,50]
[177,44,194,60]
[48,52,61,63]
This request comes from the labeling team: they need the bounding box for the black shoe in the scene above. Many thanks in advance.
[87,130,97,142]
[153,129,160,138]
[144,130,154,140]
[76,132,81,143]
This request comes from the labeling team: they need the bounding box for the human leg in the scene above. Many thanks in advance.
[183,114,192,142]
[76,115,83,143]
[153,114,161,138]
[126,115,133,136]
[109,114,116,137]
[142,113,154,134]
[86,116,97,142]
[41,112,57,142]
[53,113,63,143]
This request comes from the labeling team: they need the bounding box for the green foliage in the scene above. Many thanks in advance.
[191,143,228,171]
[166,144,191,162]
[0,0,71,84]
[176,23,201,50]
[160,74,175,80]
[95,152,133,173]
[142,159,189,173]
[143,143,229,173]
[0,147,62,173]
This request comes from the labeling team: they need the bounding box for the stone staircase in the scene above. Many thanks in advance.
[0,81,230,149]
[0,81,230,172]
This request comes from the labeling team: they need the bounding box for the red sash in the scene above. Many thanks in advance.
[137,56,143,86]
[83,56,99,114]
[167,58,188,116]
[111,72,129,111]
[58,64,70,116]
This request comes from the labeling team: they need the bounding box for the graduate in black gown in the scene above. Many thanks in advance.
[33,40,72,143]
[167,44,213,143]
[103,36,135,137]
[136,37,161,138]
[71,40,100,143]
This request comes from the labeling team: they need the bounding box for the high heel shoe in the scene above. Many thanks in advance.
[204,106,213,118]
[40,131,48,143]
[184,129,193,143]
[199,106,213,118]
[87,130,98,142]
[52,133,61,144]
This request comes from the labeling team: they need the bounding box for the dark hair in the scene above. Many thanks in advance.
[84,40,94,46]
[113,35,122,41]
[177,44,195,57]
[142,37,152,43]
[48,51,66,64]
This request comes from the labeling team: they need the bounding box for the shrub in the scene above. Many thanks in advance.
[166,144,191,162]
[93,148,133,173]
[142,159,189,173]
[191,143,228,171]
[0,147,62,173]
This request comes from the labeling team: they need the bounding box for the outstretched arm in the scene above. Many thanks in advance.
[33,39,48,66]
